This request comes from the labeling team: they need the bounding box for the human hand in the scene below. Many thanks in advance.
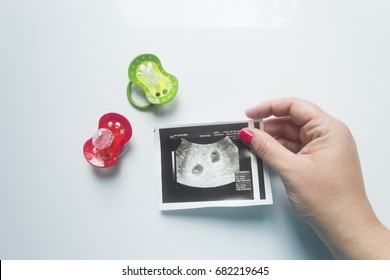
[239,97,390,259]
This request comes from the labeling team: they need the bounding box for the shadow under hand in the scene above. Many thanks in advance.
[270,171,333,259]
[289,214,334,259]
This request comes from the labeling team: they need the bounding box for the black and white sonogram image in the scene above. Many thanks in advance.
[175,137,239,188]
[156,121,269,208]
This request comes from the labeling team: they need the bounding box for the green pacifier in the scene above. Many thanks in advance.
[127,54,179,109]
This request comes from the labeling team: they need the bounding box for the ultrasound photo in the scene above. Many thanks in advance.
[175,137,239,188]
[155,121,273,210]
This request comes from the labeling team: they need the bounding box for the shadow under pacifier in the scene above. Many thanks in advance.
[127,54,179,109]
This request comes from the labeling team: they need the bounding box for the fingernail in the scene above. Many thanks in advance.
[238,129,253,145]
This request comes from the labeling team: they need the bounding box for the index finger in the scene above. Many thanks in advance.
[245,97,327,126]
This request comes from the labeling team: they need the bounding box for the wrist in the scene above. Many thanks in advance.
[313,206,390,259]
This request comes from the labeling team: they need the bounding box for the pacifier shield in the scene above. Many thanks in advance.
[127,54,178,109]
[83,113,132,168]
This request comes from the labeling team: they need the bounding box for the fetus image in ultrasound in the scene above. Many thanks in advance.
[175,137,240,188]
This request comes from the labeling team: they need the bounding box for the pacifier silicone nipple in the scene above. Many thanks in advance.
[92,128,114,149]
[139,63,160,86]
[83,113,132,168]
[127,54,179,109]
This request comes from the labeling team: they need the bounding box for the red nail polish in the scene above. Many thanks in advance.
[239,129,253,145]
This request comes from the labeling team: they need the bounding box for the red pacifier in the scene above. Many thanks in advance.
[83,113,132,168]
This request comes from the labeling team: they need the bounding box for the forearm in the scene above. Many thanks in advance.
[312,206,390,259]
[342,223,390,260]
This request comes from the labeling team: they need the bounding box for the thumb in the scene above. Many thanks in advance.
[238,128,297,174]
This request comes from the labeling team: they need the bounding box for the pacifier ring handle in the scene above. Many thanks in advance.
[126,81,153,110]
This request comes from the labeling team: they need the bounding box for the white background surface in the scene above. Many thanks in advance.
[1,0,389,259]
